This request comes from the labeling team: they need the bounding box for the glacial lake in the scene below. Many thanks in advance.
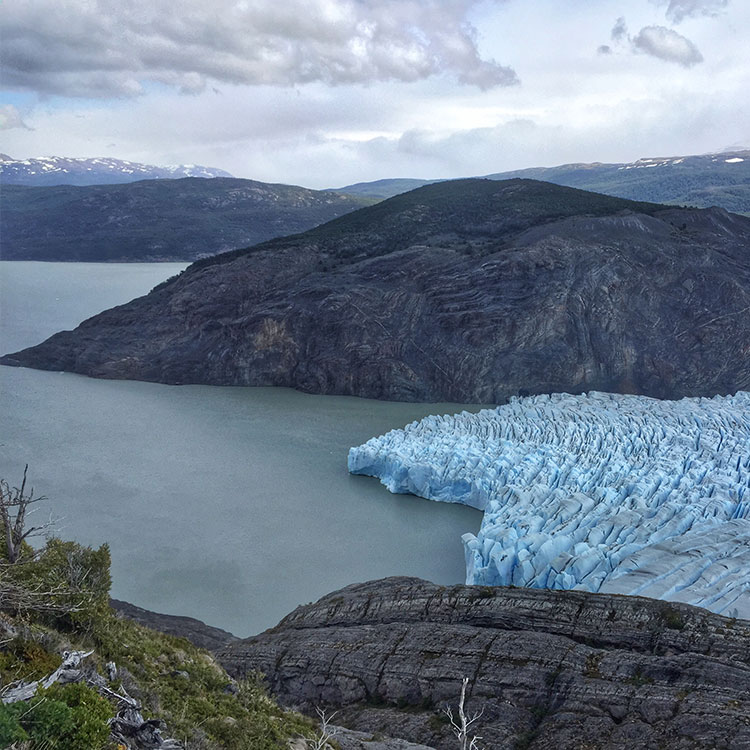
[0,261,482,636]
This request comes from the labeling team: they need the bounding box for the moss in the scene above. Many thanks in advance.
[660,605,686,631]
[0,636,63,682]
[626,669,654,687]
[583,652,603,679]
[474,586,496,599]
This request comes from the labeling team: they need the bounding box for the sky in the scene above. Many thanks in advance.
[0,0,748,189]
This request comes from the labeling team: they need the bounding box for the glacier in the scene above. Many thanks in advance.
[348,391,750,618]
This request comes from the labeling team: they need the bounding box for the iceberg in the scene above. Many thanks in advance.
[348,391,750,618]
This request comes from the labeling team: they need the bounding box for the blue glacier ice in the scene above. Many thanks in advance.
[348,391,750,618]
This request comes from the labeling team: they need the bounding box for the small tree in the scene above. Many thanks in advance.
[0,469,109,625]
[305,708,337,749]
[0,466,51,564]
[443,677,484,750]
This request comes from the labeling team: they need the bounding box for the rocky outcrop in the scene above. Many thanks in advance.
[218,577,750,750]
[4,179,750,402]
[331,727,436,750]
[110,599,238,651]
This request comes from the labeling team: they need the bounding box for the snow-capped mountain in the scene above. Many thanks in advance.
[0,154,233,186]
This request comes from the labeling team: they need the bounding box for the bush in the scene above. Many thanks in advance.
[43,682,112,750]
[0,704,29,746]
[0,684,113,750]
[6,538,112,630]
[18,695,75,747]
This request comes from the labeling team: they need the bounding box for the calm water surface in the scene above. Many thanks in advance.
[0,262,481,636]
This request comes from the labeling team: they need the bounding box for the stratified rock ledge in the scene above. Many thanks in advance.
[219,577,750,750]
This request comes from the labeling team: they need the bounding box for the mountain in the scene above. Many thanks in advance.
[487,150,750,215]
[330,177,436,200]
[219,576,750,750]
[333,150,750,214]
[3,178,750,402]
[0,177,371,261]
[0,154,233,186]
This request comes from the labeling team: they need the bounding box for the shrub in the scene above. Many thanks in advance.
[0,704,29,746]
[7,538,112,630]
[43,682,112,750]
[18,696,75,747]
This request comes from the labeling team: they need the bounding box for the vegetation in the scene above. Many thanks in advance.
[333,152,750,214]
[191,177,665,274]
[0,178,370,262]
[0,470,320,748]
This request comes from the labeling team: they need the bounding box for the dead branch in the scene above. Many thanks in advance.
[443,677,484,750]
[304,707,338,750]
[0,466,51,564]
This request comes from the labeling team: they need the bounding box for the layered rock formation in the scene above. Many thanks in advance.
[4,179,750,402]
[219,577,750,750]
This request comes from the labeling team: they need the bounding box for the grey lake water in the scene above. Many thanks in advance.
[0,261,481,636]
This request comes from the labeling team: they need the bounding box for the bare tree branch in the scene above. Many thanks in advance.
[443,677,484,750]
[0,465,49,564]
[303,707,338,750]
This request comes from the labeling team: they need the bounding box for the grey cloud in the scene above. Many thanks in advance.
[657,0,729,24]
[611,17,628,41]
[632,25,704,67]
[0,0,518,98]
[0,105,33,130]
[597,45,613,55]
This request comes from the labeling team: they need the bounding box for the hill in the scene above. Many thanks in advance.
[0,177,371,261]
[0,154,233,186]
[3,178,750,402]
[334,150,750,213]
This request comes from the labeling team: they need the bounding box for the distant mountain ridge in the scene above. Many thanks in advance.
[333,150,750,214]
[5,178,750,403]
[0,177,371,261]
[0,154,233,186]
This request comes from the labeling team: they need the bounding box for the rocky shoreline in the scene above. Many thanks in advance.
[6,180,750,402]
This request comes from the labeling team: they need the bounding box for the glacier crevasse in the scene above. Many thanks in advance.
[348,391,750,618]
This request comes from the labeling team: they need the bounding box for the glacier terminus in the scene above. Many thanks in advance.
[348,392,750,618]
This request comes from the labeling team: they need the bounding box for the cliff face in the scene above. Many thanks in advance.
[218,577,750,750]
[4,179,750,402]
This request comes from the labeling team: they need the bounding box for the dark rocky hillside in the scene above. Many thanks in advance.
[218,576,750,750]
[0,177,370,261]
[3,178,750,402]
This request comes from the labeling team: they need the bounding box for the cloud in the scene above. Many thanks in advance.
[611,17,628,41]
[0,0,518,98]
[656,0,730,24]
[0,105,32,130]
[597,45,613,55]
[631,25,704,67]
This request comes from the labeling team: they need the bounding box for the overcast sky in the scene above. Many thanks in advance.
[1,0,747,188]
